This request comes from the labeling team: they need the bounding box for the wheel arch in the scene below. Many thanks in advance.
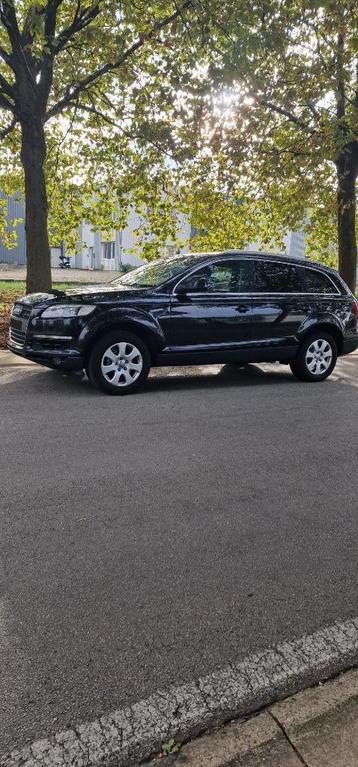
[83,320,162,364]
[298,322,344,355]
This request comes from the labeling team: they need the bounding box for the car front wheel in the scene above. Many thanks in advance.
[290,332,337,382]
[87,331,150,394]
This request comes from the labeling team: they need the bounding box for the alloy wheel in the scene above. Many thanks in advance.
[305,339,333,375]
[101,342,143,387]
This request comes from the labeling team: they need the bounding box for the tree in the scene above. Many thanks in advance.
[0,0,200,292]
[194,0,358,290]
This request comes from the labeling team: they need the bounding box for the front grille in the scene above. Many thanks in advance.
[9,303,32,346]
[9,327,26,346]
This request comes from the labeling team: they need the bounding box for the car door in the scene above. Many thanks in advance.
[250,259,310,352]
[167,257,253,353]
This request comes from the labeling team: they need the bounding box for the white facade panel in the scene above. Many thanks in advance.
[50,247,62,267]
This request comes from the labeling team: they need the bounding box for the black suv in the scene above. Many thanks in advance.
[8,251,358,394]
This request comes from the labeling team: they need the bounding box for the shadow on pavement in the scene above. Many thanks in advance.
[0,362,301,397]
[146,363,297,392]
[2,353,357,396]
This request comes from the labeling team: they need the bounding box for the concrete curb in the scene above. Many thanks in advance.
[3,617,358,767]
[0,350,35,366]
[158,667,358,766]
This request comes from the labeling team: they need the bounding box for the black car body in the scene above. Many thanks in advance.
[8,251,358,393]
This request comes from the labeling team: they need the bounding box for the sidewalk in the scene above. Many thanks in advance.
[0,350,35,365]
[159,667,358,766]
[0,267,120,283]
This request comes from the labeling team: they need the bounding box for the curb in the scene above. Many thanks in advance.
[3,617,358,767]
[0,350,35,366]
[153,666,358,766]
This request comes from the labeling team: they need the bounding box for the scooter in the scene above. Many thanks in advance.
[59,254,71,269]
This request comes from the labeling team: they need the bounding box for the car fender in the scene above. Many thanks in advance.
[297,311,344,340]
[78,307,166,353]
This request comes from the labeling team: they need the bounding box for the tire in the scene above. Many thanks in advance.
[87,330,151,395]
[290,332,337,382]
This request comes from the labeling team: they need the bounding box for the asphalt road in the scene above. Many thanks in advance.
[1,355,358,755]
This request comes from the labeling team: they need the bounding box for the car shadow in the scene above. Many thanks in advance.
[144,363,296,393]
[0,362,299,398]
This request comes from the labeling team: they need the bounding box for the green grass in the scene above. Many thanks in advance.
[0,280,86,318]
[0,280,82,294]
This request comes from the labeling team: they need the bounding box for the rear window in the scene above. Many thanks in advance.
[253,261,302,293]
[302,268,338,294]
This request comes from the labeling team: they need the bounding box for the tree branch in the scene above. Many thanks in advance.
[0,70,14,98]
[48,93,81,190]
[302,16,333,55]
[0,44,10,64]
[52,1,101,54]
[0,113,16,138]
[73,101,126,130]
[0,89,15,112]
[59,94,180,161]
[46,0,193,120]
[44,0,66,45]
[305,99,320,122]
[0,0,38,92]
[260,99,316,134]
[336,30,345,120]
[0,0,21,49]
[22,4,43,42]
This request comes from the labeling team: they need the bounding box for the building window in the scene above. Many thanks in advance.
[102,241,115,259]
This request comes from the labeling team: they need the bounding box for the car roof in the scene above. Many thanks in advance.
[176,250,336,275]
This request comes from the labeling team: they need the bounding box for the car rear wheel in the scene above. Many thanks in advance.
[290,332,337,382]
[87,331,151,394]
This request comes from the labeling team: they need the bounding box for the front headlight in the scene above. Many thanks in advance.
[41,305,96,319]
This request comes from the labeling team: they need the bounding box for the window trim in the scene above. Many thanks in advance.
[172,257,254,296]
[172,256,341,297]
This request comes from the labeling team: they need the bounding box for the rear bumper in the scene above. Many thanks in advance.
[7,339,84,371]
[341,338,358,356]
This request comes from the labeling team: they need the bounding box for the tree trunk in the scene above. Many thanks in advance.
[20,118,52,294]
[336,153,357,294]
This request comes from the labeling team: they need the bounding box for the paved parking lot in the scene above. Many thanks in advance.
[0,354,357,755]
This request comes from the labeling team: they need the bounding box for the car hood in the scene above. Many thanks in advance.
[20,292,62,306]
[20,283,148,306]
[64,283,149,301]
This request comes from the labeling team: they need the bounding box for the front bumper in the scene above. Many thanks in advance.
[7,337,84,371]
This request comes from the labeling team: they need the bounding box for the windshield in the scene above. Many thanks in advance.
[110,255,200,288]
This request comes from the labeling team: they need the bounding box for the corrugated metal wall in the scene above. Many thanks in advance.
[0,193,26,264]
[0,192,308,269]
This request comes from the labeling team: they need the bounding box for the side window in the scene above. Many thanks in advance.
[303,268,337,294]
[254,261,302,293]
[178,259,253,293]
